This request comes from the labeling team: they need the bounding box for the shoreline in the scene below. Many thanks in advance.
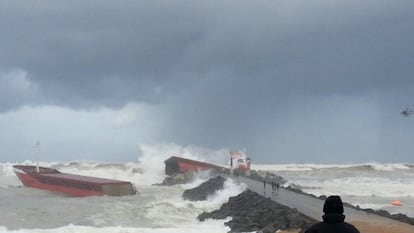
[215,174,414,232]
[254,169,414,224]
[166,169,414,232]
[350,221,414,233]
[274,221,414,233]
[285,185,414,225]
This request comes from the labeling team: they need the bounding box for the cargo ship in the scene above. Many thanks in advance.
[229,150,251,171]
[164,156,228,175]
[13,165,137,197]
[164,151,251,175]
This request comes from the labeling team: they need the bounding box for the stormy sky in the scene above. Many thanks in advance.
[1,0,414,163]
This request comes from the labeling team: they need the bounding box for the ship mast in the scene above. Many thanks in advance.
[36,140,40,173]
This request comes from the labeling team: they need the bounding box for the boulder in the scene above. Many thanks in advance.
[182,176,226,201]
[157,171,196,186]
[198,189,316,233]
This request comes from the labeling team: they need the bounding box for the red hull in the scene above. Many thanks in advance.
[164,156,229,175]
[14,171,103,196]
[13,165,136,197]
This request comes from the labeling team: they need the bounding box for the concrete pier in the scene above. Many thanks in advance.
[232,175,414,233]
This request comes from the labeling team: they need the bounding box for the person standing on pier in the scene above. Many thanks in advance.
[305,195,360,233]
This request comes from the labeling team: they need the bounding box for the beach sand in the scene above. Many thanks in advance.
[351,221,414,233]
[278,221,414,233]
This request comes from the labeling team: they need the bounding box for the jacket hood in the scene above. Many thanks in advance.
[323,195,344,214]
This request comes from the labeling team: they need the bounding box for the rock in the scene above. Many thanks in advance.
[157,171,196,186]
[198,190,316,233]
[363,208,414,225]
[182,176,226,201]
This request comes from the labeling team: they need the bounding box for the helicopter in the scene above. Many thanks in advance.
[401,108,413,117]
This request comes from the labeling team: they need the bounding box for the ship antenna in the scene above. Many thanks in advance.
[36,140,40,173]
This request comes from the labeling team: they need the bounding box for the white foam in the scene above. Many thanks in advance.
[4,143,233,187]
[366,162,410,171]
[260,162,414,217]
[299,176,414,198]
[179,171,216,190]
[136,143,230,185]
[4,148,414,221]
[205,178,246,206]
[0,163,22,187]
[0,221,231,233]
[252,163,358,172]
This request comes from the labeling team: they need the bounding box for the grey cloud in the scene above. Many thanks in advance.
[1,0,413,111]
[1,1,414,162]
[0,69,41,110]
[0,1,208,108]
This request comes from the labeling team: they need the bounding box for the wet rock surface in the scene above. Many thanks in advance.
[179,172,414,232]
[357,207,414,225]
[176,176,314,233]
[198,190,315,233]
[182,176,226,201]
[157,171,196,186]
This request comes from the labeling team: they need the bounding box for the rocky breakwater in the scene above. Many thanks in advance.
[183,176,316,233]
[182,175,225,201]
[157,171,197,186]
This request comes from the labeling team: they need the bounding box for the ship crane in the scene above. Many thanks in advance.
[35,140,40,173]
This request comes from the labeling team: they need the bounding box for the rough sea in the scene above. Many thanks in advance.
[1,145,413,233]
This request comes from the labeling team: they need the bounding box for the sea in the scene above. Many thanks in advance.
[1,145,413,233]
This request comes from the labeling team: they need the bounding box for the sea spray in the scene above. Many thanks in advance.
[3,144,414,232]
[254,163,414,217]
[0,144,242,233]
[137,144,230,185]
[0,220,231,233]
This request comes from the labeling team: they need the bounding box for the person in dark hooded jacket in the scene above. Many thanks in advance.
[305,195,360,233]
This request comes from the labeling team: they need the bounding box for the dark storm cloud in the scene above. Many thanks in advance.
[1,1,414,162]
[1,0,413,110]
[0,1,208,108]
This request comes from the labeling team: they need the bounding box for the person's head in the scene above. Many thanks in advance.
[323,195,344,214]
